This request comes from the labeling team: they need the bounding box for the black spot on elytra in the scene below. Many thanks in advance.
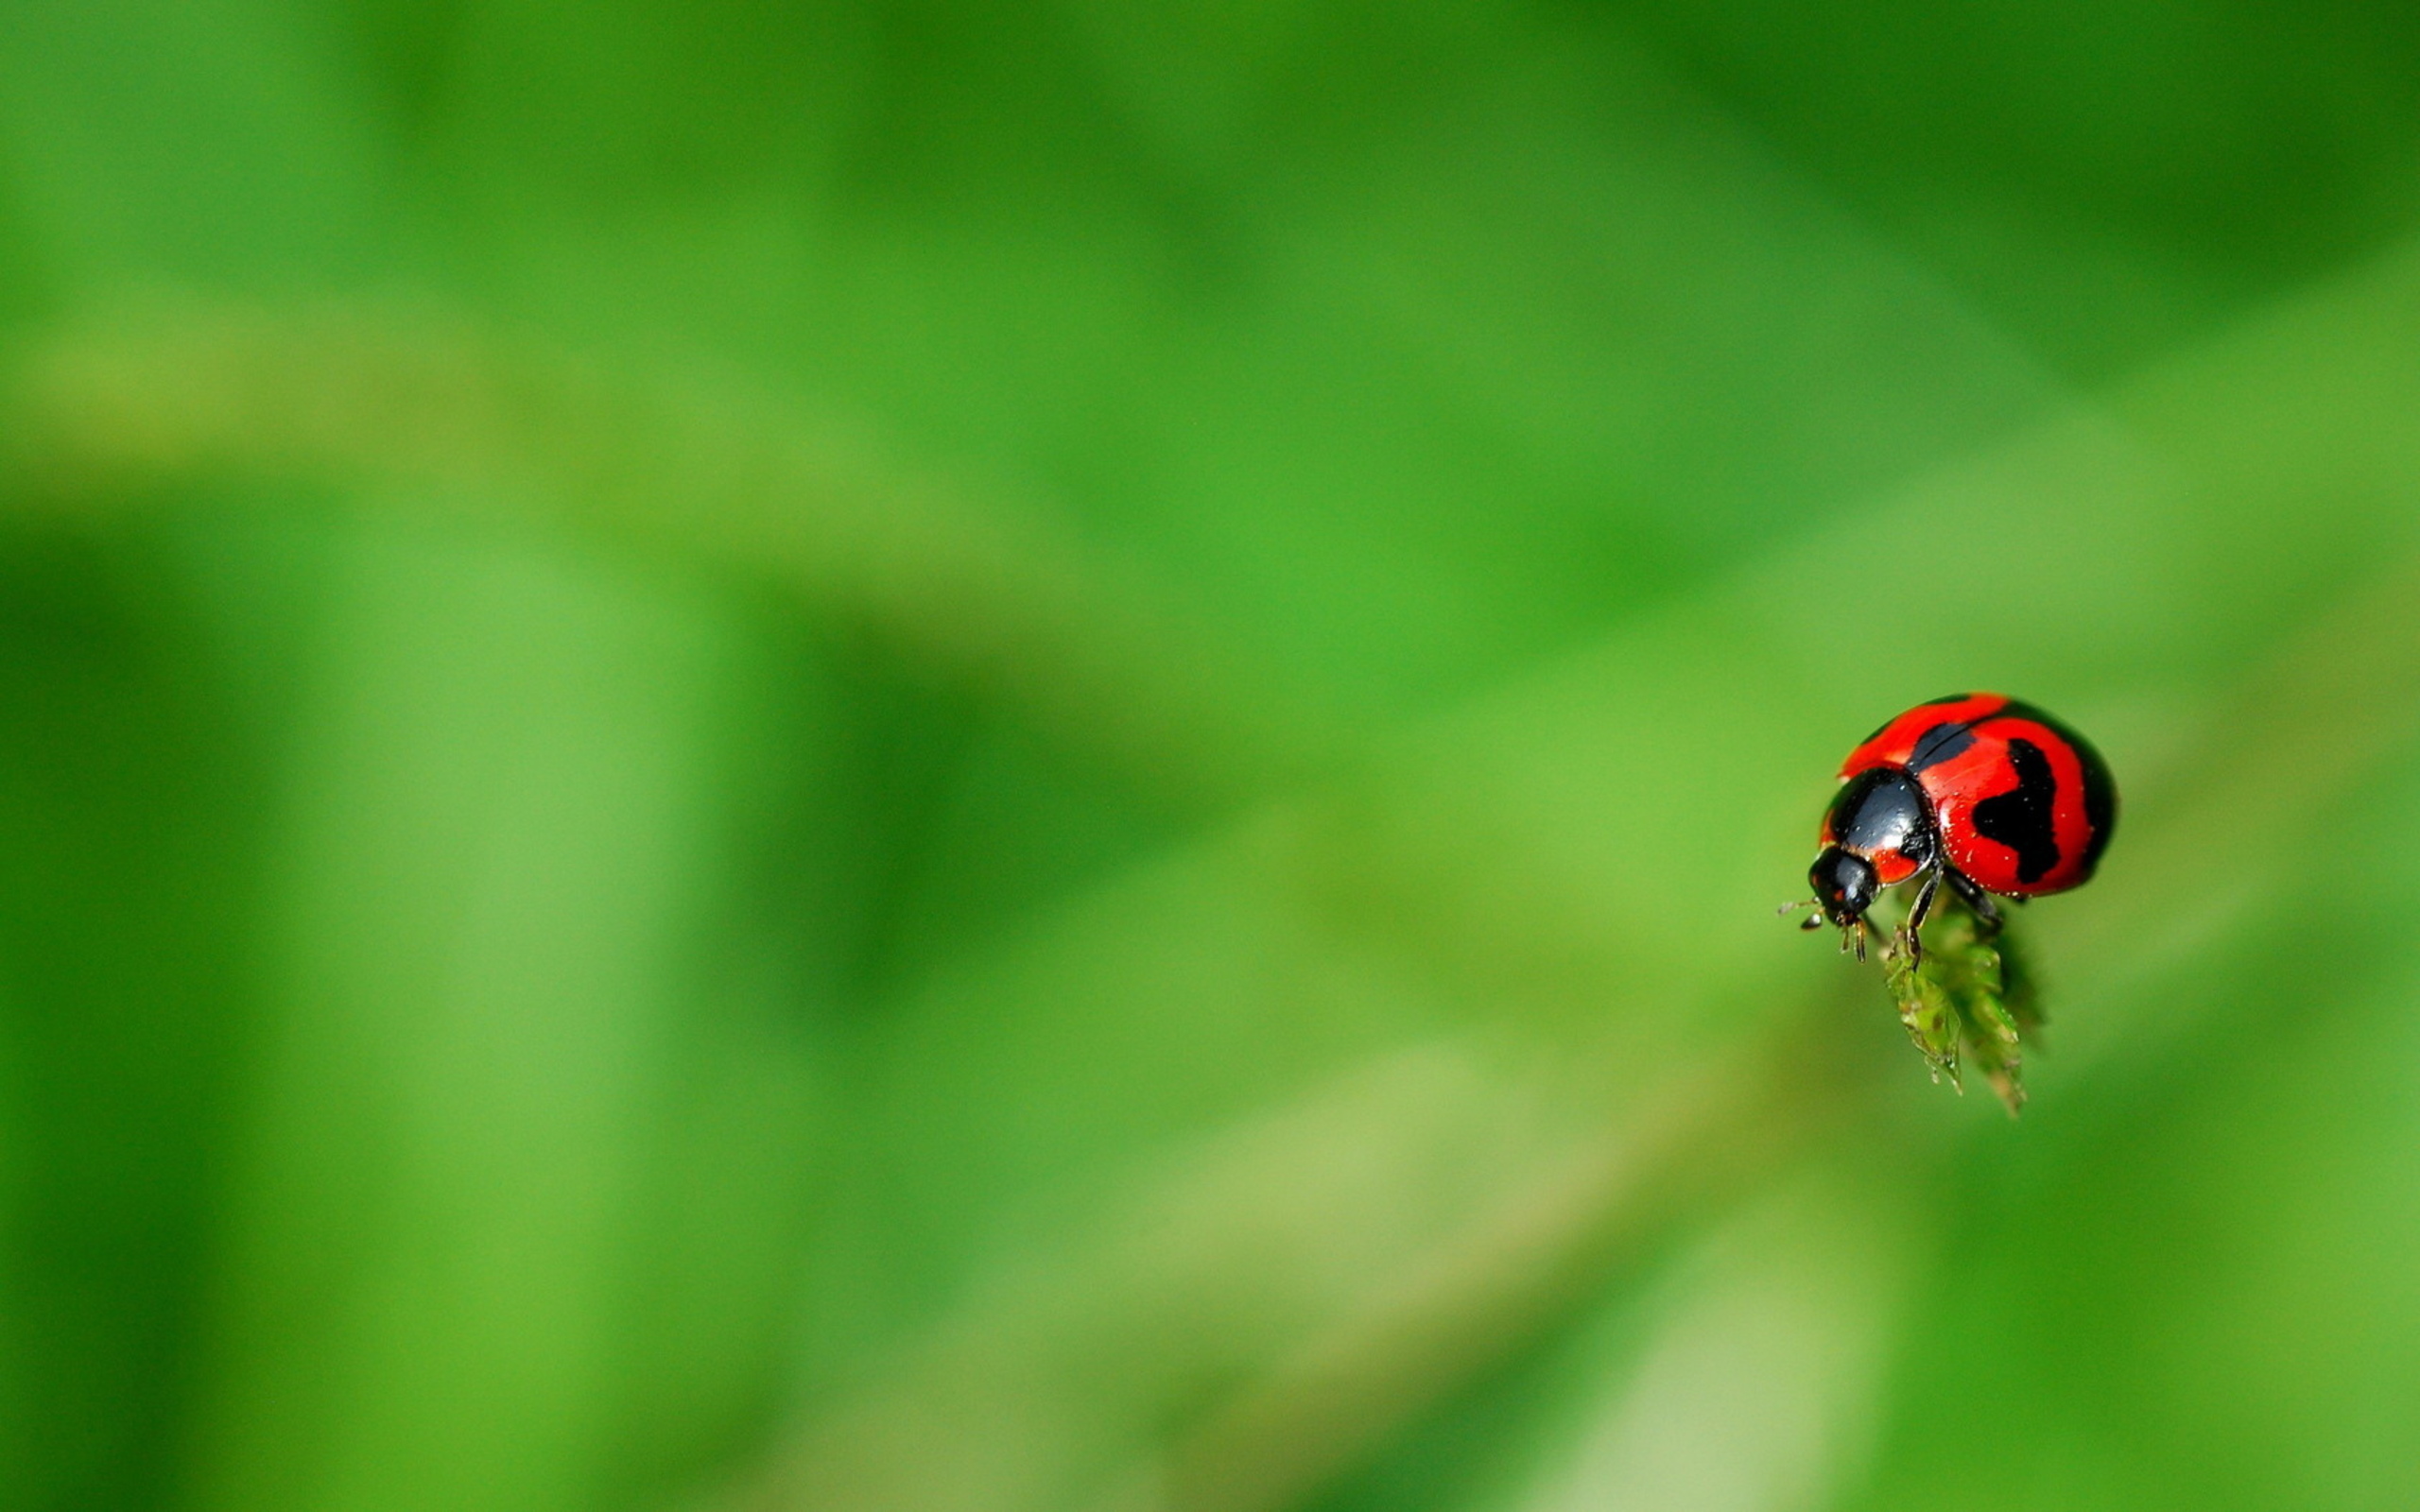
[1971,737,2061,884]
[1996,700,2118,876]
[1906,720,1976,772]
[1859,695,1982,748]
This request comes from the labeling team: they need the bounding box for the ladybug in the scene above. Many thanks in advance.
[1796,693,2116,959]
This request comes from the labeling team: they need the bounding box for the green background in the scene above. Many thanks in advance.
[5,3,2420,1509]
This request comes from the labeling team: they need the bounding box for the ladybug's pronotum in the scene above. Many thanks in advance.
[1791,693,2117,960]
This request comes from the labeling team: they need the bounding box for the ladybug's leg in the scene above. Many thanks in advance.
[1903,869,1942,963]
[1945,869,2004,938]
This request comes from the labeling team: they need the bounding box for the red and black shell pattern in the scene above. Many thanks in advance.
[1837,692,2116,896]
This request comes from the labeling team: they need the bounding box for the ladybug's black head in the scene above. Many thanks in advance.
[1809,847,1877,930]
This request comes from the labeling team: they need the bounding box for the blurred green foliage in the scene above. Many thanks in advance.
[4,4,2420,1511]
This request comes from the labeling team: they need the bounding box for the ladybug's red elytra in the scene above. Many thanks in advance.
[1795,693,2116,959]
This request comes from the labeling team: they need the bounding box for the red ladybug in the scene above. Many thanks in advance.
[1798,693,2116,958]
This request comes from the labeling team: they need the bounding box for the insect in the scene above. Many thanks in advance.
[1789,693,2117,960]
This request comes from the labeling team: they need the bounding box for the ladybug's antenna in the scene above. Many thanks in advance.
[1780,898,1830,934]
